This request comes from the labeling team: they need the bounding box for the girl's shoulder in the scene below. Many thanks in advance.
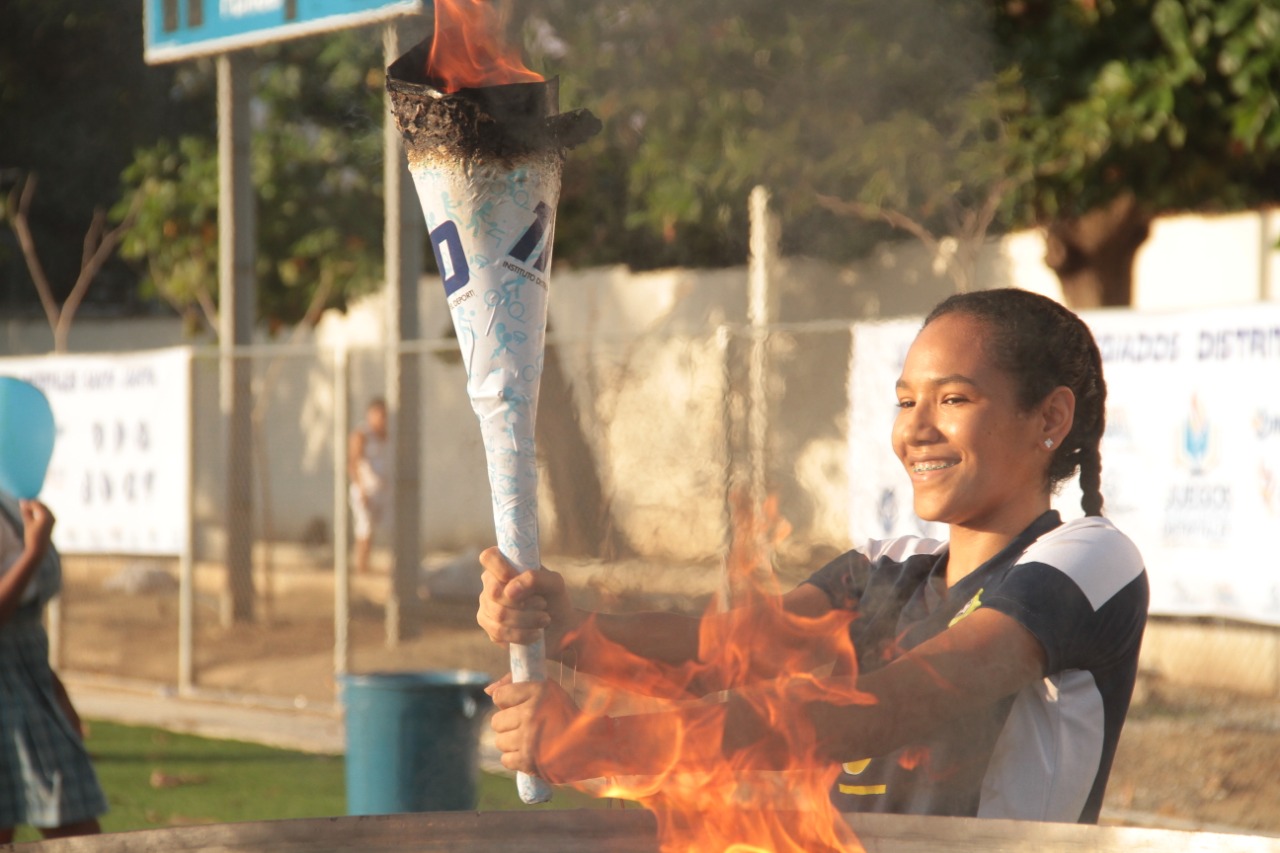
[1016,515,1146,607]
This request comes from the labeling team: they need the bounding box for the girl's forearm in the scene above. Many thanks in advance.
[547,585,836,700]
[553,609,705,695]
[556,700,731,782]
[0,549,43,626]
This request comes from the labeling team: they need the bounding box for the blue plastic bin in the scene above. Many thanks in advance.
[340,670,492,814]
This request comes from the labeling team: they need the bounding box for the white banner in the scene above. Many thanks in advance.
[848,303,1280,627]
[0,348,191,555]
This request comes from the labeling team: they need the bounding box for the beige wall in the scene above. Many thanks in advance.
[2,209,1277,561]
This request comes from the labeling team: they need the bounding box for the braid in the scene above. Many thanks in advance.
[1067,318,1107,516]
[925,288,1109,516]
[1078,444,1105,517]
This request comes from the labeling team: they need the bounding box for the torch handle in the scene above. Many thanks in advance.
[509,637,554,804]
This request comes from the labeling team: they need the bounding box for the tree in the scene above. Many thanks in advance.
[4,173,141,351]
[116,30,388,331]
[0,0,208,327]
[997,0,1280,307]
[522,0,1021,273]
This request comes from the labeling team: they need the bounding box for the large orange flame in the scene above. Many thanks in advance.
[427,0,544,92]
[546,491,878,852]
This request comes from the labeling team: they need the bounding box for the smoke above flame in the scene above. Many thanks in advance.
[546,491,879,852]
[427,0,544,92]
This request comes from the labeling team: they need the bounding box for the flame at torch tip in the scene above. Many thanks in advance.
[428,0,544,92]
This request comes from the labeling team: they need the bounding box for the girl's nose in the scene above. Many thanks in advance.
[898,402,939,445]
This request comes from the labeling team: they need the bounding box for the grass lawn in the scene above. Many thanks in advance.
[12,720,611,843]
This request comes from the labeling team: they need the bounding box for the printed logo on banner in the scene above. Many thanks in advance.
[1164,394,1232,545]
[1177,395,1214,474]
[1262,464,1278,517]
[1255,409,1280,441]
[1099,406,1139,516]
[1255,409,1280,518]
[877,488,897,536]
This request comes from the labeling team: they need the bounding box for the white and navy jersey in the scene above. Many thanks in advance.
[802,510,1148,824]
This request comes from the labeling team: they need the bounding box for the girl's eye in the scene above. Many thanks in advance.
[942,395,968,405]
[895,399,914,409]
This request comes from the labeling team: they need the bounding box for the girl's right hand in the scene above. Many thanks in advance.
[19,500,54,560]
[476,547,580,653]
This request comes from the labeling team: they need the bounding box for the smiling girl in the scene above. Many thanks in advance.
[478,288,1148,824]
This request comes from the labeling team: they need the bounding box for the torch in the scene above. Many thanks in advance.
[386,9,598,804]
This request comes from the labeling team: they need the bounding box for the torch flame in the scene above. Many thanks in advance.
[427,0,544,92]
[544,489,876,852]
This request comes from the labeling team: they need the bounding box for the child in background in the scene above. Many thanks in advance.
[0,495,106,842]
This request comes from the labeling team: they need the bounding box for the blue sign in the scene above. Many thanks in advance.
[144,0,426,64]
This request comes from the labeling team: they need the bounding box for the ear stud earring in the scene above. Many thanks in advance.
[1044,439,1054,449]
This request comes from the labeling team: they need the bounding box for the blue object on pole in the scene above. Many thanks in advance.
[0,377,56,499]
[340,670,492,815]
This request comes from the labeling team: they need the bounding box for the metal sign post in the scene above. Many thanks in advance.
[141,0,428,645]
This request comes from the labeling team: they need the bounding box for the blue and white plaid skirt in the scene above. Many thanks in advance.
[0,616,107,829]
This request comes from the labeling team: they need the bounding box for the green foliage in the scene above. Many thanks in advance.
[525,0,1280,268]
[11,1,1280,307]
[997,0,1280,221]
[524,0,1031,266]
[249,32,387,327]
[115,30,387,332]
[116,138,221,330]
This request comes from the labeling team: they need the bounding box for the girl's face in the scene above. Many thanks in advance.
[893,313,1055,534]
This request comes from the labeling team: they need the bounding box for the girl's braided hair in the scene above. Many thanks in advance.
[924,288,1108,517]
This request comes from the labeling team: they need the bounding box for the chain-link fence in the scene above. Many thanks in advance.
[53,322,859,707]
[47,318,1280,707]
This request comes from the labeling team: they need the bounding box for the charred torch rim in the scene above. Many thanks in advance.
[386,37,600,159]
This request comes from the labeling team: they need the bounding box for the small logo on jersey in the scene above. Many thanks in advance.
[948,589,983,628]
[838,758,886,796]
[842,758,872,776]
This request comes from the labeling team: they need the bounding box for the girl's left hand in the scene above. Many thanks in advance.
[488,675,603,783]
[19,500,54,559]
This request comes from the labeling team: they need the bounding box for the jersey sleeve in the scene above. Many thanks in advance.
[980,520,1148,675]
[801,549,874,611]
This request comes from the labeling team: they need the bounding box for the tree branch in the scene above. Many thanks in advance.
[814,194,940,255]
[195,284,220,337]
[298,274,334,332]
[5,174,61,336]
[55,194,142,351]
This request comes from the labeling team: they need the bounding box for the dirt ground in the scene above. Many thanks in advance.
[1104,678,1280,834]
[56,555,1280,837]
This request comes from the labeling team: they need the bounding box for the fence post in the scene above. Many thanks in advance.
[333,344,351,681]
[747,186,776,523]
[382,20,426,646]
[716,323,735,610]
[179,349,196,695]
